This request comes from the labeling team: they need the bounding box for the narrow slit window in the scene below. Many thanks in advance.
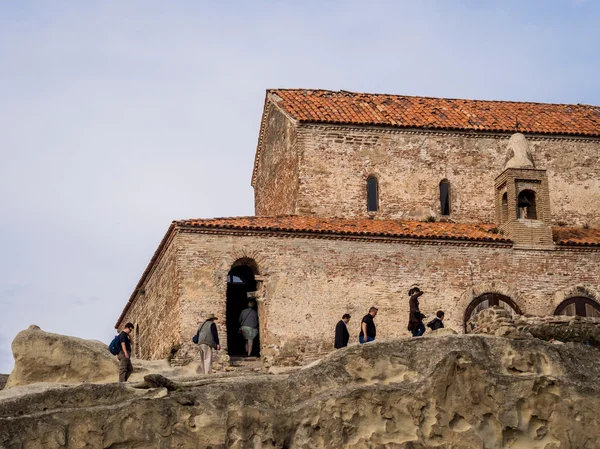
[440,180,451,216]
[367,176,378,212]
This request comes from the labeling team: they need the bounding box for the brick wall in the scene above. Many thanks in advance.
[166,230,600,364]
[118,239,182,360]
[253,104,300,216]
[254,120,600,226]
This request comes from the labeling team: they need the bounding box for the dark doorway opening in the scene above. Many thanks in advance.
[226,264,260,357]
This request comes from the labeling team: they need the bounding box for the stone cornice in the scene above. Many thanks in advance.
[177,225,513,248]
[296,122,600,143]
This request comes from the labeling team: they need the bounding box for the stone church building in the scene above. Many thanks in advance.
[116,89,600,365]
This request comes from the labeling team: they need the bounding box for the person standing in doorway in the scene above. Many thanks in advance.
[359,307,378,344]
[408,287,426,337]
[196,313,220,374]
[334,314,351,349]
[117,322,134,382]
[239,300,259,357]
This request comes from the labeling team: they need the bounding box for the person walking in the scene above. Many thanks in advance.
[196,313,220,374]
[359,307,378,344]
[239,300,259,357]
[407,287,426,337]
[117,322,134,382]
[427,311,445,331]
[334,314,351,349]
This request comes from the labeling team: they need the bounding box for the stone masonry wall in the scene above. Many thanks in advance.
[290,124,600,226]
[118,240,181,360]
[253,105,300,216]
[170,230,600,365]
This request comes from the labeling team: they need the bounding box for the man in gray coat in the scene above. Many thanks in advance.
[239,300,259,356]
[195,313,220,374]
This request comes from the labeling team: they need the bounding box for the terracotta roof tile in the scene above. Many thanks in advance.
[175,216,510,243]
[269,89,600,137]
[553,227,600,246]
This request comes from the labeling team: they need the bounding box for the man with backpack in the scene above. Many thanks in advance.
[117,322,134,382]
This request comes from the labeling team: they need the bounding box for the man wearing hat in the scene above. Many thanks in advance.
[195,313,221,374]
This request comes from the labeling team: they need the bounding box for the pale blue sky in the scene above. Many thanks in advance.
[1,0,599,373]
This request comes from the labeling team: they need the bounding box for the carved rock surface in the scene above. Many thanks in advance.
[1,335,599,448]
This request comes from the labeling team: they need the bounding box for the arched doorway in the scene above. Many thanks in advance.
[554,297,600,318]
[226,261,260,357]
[464,293,522,331]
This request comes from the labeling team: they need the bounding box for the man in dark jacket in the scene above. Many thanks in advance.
[407,287,426,337]
[195,313,220,374]
[359,307,378,344]
[117,322,134,382]
[427,311,445,331]
[334,314,351,349]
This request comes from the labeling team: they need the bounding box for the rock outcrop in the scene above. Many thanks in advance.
[1,335,600,448]
[6,325,180,387]
[0,374,7,391]
[467,307,600,345]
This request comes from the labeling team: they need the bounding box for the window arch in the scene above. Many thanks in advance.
[439,180,451,216]
[366,176,379,212]
[464,293,522,331]
[554,297,600,318]
[501,192,508,223]
[517,190,537,219]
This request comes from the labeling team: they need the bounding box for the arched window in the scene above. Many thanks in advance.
[366,176,379,212]
[517,190,537,219]
[439,180,451,216]
[501,192,508,223]
[554,297,600,318]
[464,293,522,331]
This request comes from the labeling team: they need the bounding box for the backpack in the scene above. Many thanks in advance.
[108,334,121,355]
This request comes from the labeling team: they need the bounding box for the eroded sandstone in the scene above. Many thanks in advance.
[1,335,599,448]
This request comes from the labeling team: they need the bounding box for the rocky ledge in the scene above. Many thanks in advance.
[1,334,599,449]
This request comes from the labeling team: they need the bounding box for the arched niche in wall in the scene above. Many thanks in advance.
[554,297,600,318]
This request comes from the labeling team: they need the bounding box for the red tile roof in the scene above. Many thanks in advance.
[553,227,600,246]
[268,89,600,137]
[176,216,510,243]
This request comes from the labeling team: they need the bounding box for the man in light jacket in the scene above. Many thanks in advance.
[196,313,220,374]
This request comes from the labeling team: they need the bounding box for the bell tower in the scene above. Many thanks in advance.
[495,133,553,248]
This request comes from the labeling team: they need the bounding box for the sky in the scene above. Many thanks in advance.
[0,0,599,374]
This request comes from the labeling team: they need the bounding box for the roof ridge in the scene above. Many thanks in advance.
[267,88,600,109]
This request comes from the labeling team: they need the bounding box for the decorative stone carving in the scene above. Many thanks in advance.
[504,133,536,169]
